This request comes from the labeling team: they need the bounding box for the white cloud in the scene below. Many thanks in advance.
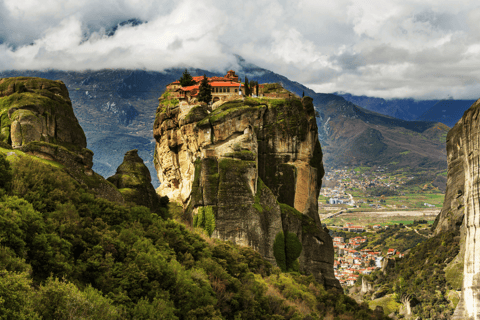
[2,0,480,99]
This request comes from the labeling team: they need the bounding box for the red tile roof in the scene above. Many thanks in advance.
[178,85,199,91]
[210,82,244,87]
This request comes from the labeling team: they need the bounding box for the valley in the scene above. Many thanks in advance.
[318,165,445,216]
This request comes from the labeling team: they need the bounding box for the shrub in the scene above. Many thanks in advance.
[34,277,123,319]
[0,271,39,319]
[194,206,216,237]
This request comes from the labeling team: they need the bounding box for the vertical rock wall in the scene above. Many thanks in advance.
[460,101,480,319]
[436,99,480,319]
[153,96,340,289]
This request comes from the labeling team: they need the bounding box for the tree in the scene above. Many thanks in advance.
[302,91,304,98]
[179,69,196,87]
[244,76,250,96]
[198,75,212,104]
[249,80,256,96]
[0,153,12,191]
[256,82,259,96]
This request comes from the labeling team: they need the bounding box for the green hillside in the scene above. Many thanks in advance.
[0,149,387,319]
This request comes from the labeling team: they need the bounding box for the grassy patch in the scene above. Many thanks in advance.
[369,294,400,315]
[0,146,64,169]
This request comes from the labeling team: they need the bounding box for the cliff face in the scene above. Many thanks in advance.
[0,77,123,203]
[153,95,340,289]
[436,98,480,319]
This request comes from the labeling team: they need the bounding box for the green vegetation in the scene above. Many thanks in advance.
[196,100,265,128]
[364,230,460,318]
[399,150,411,155]
[224,150,256,161]
[193,206,216,237]
[198,75,212,104]
[273,231,302,272]
[353,166,371,173]
[0,150,386,319]
[179,69,196,87]
[359,224,427,254]
[368,295,401,315]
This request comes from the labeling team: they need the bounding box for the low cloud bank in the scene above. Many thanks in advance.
[2,0,480,99]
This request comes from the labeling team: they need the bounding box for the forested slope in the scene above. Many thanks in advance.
[0,149,386,319]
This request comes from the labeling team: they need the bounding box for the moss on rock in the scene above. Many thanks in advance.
[107,149,162,212]
[0,77,86,150]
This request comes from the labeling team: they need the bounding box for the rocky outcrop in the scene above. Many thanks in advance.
[435,98,480,319]
[153,95,340,289]
[0,77,123,204]
[107,149,164,212]
[0,77,86,149]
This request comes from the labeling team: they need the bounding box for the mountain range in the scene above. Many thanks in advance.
[0,60,463,185]
[337,93,475,127]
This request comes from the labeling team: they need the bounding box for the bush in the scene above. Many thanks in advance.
[0,271,39,319]
[34,277,123,319]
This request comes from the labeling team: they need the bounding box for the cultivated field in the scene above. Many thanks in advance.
[321,209,439,226]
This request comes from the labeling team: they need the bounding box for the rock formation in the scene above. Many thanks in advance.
[0,77,123,203]
[435,98,480,319]
[153,93,341,289]
[108,149,164,212]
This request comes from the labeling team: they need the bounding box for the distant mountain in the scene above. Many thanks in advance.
[336,93,478,129]
[106,18,145,37]
[233,60,448,171]
[310,93,448,171]
[336,93,438,121]
[0,61,449,186]
[416,99,476,127]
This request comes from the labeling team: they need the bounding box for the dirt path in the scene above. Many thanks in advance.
[412,227,429,238]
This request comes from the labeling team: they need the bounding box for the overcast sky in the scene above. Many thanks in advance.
[1,0,480,99]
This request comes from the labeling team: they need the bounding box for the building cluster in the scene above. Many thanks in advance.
[332,233,404,286]
[165,70,295,105]
[322,168,413,195]
[166,70,244,104]
[320,168,418,211]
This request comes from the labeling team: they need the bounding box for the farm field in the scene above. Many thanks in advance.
[321,209,439,227]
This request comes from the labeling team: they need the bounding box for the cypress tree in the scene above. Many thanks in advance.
[250,80,256,96]
[198,75,212,104]
[179,69,196,87]
[244,76,250,96]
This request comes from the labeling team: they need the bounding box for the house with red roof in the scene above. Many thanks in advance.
[167,70,245,104]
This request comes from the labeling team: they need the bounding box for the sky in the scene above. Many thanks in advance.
[1,0,480,99]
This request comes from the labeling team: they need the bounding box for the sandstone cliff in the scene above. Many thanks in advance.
[108,149,165,212]
[153,94,340,289]
[0,77,123,203]
[435,98,480,319]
